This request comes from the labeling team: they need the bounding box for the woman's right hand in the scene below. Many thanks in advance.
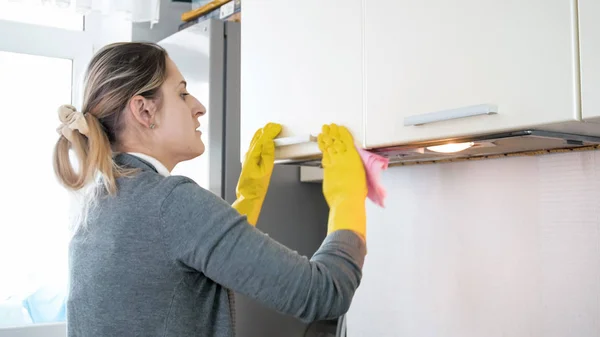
[232,122,282,226]
[318,124,367,239]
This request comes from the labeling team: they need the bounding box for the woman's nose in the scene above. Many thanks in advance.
[192,96,206,117]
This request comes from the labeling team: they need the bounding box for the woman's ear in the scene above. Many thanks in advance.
[128,95,158,129]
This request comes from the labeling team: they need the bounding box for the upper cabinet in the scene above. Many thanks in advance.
[241,0,595,162]
[240,1,364,161]
[580,0,600,122]
[363,0,580,148]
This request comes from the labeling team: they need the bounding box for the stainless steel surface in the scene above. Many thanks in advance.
[275,130,600,167]
[335,314,347,337]
[206,21,226,197]
[403,103,499,126]
[222,21,242,204]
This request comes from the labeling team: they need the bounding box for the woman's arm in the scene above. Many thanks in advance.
[159,178,366,322]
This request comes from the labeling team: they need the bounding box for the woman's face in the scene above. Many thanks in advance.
[153,57,206,166]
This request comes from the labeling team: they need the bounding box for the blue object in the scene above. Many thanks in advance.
[22,285,67,323]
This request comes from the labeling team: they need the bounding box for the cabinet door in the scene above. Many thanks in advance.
[364,0,579,148]
[580,0,600,121]
[240,0,364,161]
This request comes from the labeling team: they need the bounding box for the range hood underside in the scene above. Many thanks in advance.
[275,130,600,167]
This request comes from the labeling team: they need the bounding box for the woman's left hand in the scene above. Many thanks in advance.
[232,122,282,226]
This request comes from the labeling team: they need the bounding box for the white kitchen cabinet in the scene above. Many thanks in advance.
[363,0,580,148]
[240,0,364,161]
[580,0,600,122]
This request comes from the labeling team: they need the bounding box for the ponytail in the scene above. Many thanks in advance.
[84,114,119,195]
[53,106,122,195]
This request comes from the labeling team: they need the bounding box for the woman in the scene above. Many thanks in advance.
[54,42,368,337]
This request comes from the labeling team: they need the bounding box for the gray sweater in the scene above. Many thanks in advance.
[67,154,366,337]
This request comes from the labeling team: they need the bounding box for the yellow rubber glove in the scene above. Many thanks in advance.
[232,122,282,226]
[318,124,368,240]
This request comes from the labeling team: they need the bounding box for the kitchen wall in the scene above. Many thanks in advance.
[347,149,600,337]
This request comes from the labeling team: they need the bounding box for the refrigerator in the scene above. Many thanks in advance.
[158,19,343,337]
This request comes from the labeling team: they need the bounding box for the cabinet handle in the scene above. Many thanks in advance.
[403,104,498,126]
[274,134,318,147]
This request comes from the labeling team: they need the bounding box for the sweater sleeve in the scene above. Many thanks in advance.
[159,178,366,322]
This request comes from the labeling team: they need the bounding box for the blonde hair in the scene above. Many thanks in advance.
[53,42,168,197]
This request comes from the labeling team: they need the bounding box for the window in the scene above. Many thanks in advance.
[0,51,73,328]
[0,5,93,335]
[0,1,135,333]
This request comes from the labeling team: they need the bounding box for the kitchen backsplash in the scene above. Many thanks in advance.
[347,149,600,337]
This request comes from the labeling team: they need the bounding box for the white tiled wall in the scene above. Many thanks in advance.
[347,150,600,337]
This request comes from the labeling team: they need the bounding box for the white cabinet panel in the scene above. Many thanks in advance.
[364,0,579,148]
[240,0,364,161]
[580,0,600,121]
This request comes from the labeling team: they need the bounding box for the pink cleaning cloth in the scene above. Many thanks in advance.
[355,146,389,207]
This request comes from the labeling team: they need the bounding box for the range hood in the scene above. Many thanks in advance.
[274,130,600,167]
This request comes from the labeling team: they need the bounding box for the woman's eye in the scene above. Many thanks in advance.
[180,93,189,99]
